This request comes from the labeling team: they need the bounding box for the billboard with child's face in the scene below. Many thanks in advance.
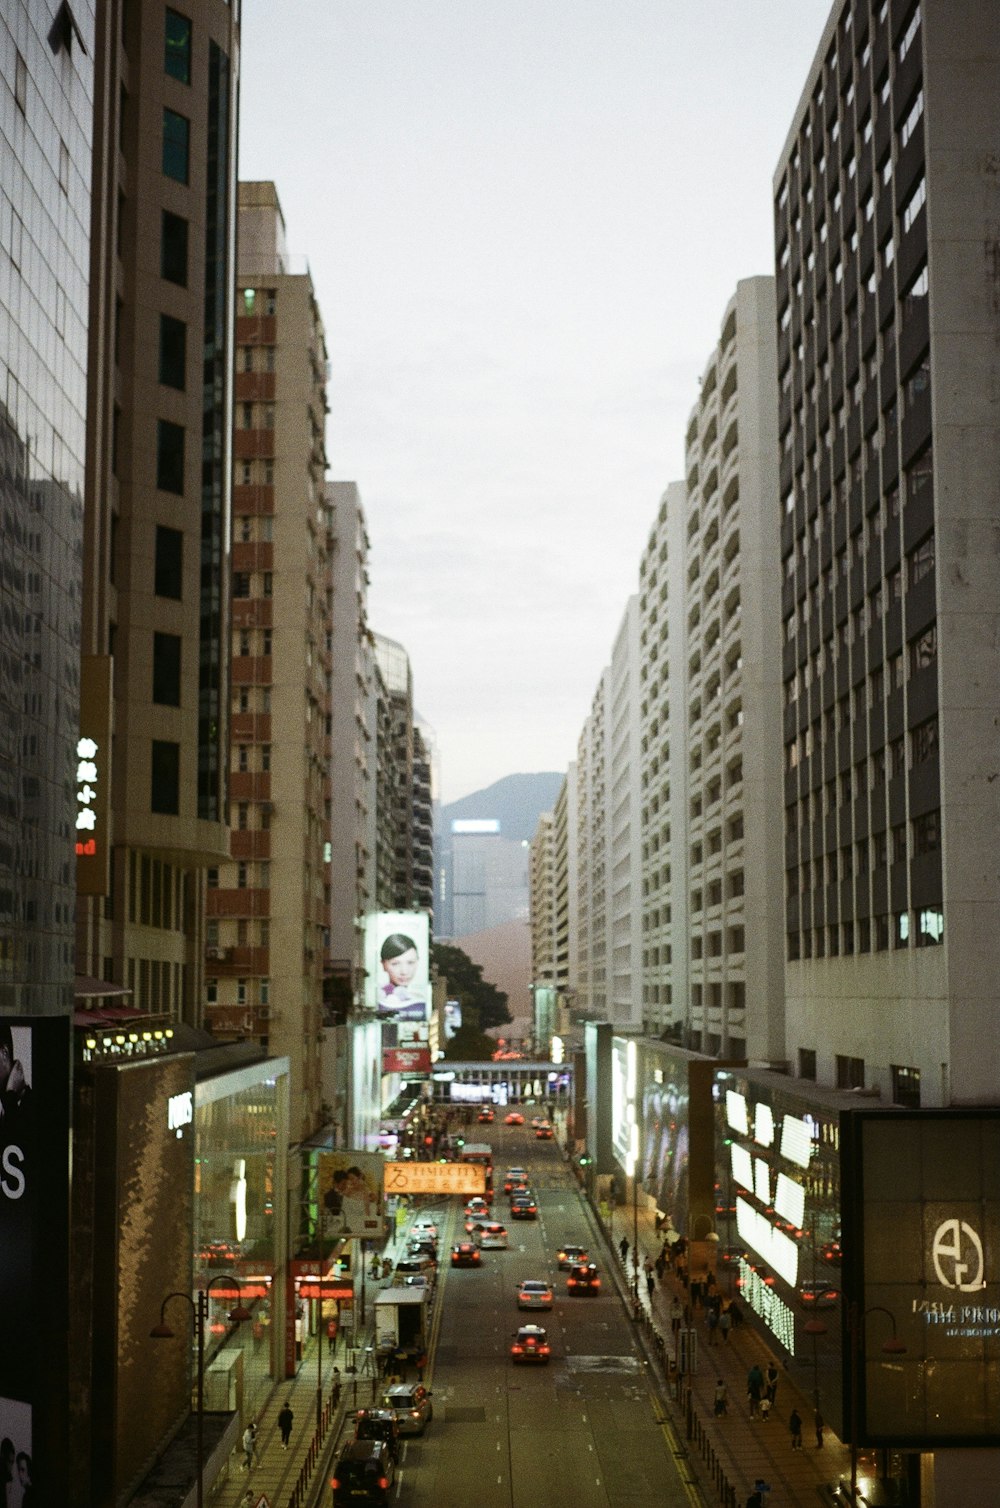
[363,911,430,1022]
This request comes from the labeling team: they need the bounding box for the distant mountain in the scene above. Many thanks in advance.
[442,772,564,842]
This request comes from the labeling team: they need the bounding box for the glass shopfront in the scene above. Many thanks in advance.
[194,1059,289,1418]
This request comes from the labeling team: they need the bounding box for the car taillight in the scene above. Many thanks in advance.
[593,1279,601,1288]
[512,1345,522,1355]
[330,1478,340,1490]
[540,1346,550,1355]
[568,1278,576,1286]
[377,1478,388,1491]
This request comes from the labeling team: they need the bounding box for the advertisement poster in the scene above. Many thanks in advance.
[382,1046,432,1075]
[0,1016,71,1505]
[444,1000,462,1041]
[363,911,431,1020]
[317,1149,385,1241]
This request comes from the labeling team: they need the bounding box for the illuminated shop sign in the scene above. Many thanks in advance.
[774,1172,805,1230]
[76,655,112,895]
[753,1102,775,1147]
[843,1109,1000,1447]
[779,1113,813,1168]
[168,1090,193,1136]
[611,1037,637,1173]
[738,1257,795,1352]
[731,1143,753,1190]
[726,1090,748,1135]
[736,1196,799,1286]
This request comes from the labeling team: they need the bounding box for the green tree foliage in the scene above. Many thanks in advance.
[439,1017,497,1062]
[431,942,512,1031]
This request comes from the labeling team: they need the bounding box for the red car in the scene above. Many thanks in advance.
[504,1111,525,1126]
[477,1108,495,1123]
[534,1124,554,1139]
[451,1242,482,1267]
[511,1324,550,1363]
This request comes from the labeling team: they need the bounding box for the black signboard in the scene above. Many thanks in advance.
[842,1108,1000,1448]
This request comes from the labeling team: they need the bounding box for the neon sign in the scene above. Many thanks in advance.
[75,736,100,856]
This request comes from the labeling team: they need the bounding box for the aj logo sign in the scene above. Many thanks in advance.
[932,1218,986,1291]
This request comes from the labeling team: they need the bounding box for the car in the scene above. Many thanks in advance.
[476,1222,509,1249]
[517,1279,553,1310]
[510,1323,551,1363]
[567,1262,601,1295]
[556,1244,589,1269]
[407,1233,438,1259]
[530,1116,545,1129]
[331,1440,396,1505]
[465,1196,491,1219]
[534,1124,554,1140]
[510,1194,538,1220]
[477,1107,495,1123]
[393,1255,435,1285]
[411,1218,439,1239]
[400,1273,432,1290]
[504,1111,525,1126]
[451,1241,482,1267]
[353,1408,400,1461]
[382,1382,433,1436]
[502,1168,528,1194]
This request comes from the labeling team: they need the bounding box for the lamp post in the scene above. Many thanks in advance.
[847,1303,906,1504]
[150,1275,252,1508]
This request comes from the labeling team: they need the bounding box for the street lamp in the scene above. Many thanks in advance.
[847,1303,906,1505]
[150,1276,252,1508]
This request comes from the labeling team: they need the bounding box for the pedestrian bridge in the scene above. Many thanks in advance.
[428,1060,572,1104]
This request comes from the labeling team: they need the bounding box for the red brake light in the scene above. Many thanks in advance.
[512,1345,523,1355]
[330,1479,340,1491]
[377,1478,388,1491]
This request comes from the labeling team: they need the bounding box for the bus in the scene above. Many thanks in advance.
[459,1142,494,1199]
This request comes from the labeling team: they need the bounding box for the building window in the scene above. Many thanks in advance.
[156,419,185,494]
[237,863,248,889]
[154,525,183,598]
[836,1054,865,1090]
[233,573,251,599]
[237,745,248,772]
[912,809,940,856]
[261,745,271,771]
[162,107,190,183]
[164,8,192,83]
[237,979,247,1005]
[917,907,944,946]
[237,802,248,830]
[909,622,937,675]
[891,1065,921,1108]
[798,1048,817,1081]
[152,632,182,706]
[912,715,938,764]
[908,532,935,586]
[151,740,180,815]
[158,314,187,389]
[161,211,189,286]
[206,978,218,1004]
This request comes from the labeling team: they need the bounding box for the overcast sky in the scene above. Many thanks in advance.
[238,1,830,805]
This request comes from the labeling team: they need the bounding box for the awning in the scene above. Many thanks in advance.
[74,975,133,1000]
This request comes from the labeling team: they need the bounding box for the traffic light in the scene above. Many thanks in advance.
[455,1136,465,1149]
[578,1152,593,1167]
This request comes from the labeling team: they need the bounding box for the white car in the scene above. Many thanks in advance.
[411,1218,440,1239]
[517,1279,553,1310]
[476,1222,508,1250]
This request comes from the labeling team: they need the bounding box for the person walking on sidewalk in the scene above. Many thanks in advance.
[669,1297,683,1338]
[619,1235,629,1264]
[645,1269,656,1303]
[241,1422,258,1471]
[814,1408,825,1448]
[765,1360,779,1406]
[713,1379,728,1417]
[706,1306,719,1345]
[719,1307,732,1343]
[789,1407,803,1449]
[277,1400,294,1449]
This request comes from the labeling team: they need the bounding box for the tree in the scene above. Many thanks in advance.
[439,1015,497,1062]
[431,942,511,1032]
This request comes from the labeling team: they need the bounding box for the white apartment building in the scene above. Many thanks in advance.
[574,672,609,1017]
[608,598,643,1027]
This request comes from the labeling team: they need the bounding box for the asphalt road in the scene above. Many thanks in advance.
[390,1119,701,1508]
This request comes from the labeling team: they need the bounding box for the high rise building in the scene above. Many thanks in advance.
[374,632,417,910]
[776,0,1000,1106]
[206,181,329,1138]
[574,671,608,1016]
[78,0,239,1018]
[608,597,642,1028]
[662,278,784,1061]
[1,2,95,1015]
[412,721,435,916]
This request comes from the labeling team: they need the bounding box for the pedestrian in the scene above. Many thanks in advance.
[714,1379,728,1417]
[241,1422,258,1471]
[789,1407,803,1449]
[327,1317,337,1354]
[745,1493,763,1508]
[706,1307,719,1345]
[645,1270,655,1303]
[331,1366,342,1405]
[719,1308,732,1343]
[814,1408,825,1448]
[643,1255,654,1279]
[765,1360,779,1405]
[669,1297,683,1337]
[655,1251,666,1282]
[759,1396,772,1423]
[277,1400,294,1449]
[689,1277,702,1310]
[416,1351,428,1382]
[619,1235,629,1263]
[746,1363,764,1419]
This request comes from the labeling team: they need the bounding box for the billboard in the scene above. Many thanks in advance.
[611,1036,637,1174]
[0,1017,71,1505]
[842,1109,1000,1448]
[443,1000,462,1042]
[363,911,431,1021]
[384,1162,486,1196]
[382,1046,432,1075]
[318,1150,385,1241]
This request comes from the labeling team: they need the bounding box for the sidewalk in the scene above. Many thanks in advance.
[605,1200,851,1507]
[215,1228,410,1508]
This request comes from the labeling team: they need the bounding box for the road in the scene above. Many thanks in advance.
[390,1119,702,1507]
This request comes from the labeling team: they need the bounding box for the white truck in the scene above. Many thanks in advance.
[374,1286,430,1359]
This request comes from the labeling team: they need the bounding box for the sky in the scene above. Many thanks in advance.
[238,0,832,805]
